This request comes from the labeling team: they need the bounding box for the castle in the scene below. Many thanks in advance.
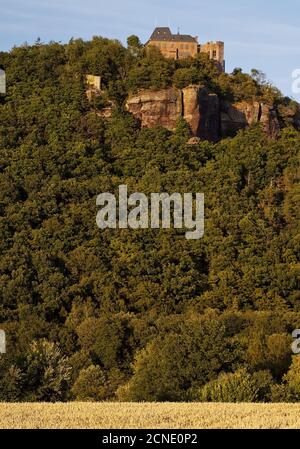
[146,27,225,72]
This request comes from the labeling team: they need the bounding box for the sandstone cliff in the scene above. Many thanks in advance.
[126,85,297,141]
[126,85,220,141]
[182,86,220,142]
[125,87,182,131]
[221,101,280,138]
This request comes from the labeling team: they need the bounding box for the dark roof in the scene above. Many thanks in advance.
[150,27,172,40]
[149,27,198,43]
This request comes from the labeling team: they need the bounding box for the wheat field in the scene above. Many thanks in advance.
[0,402,300,429]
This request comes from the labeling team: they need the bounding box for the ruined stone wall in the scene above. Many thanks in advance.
[0,69,6,95]
[86,74,102,91]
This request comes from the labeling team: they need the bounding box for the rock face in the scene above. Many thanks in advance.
[182,86,220,142]
[126,85,220,141]
[221,101,280,138]
[221,101,260,135]
[125,87,182,131]
[260,104,280,138]
[126,86,297,141]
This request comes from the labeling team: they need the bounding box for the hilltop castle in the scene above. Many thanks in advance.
[146,27,225,72]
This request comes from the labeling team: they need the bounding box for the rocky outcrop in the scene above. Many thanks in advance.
[221,101,260,135]
[126,85,219,141]
[277,105,300,131]
[187,137,201,145]
[182,86,220,142]
[96,105,114,119]
[125,86,298,141]
[221,101,280,138]
[125,87,182,131]
[260,104,280,138]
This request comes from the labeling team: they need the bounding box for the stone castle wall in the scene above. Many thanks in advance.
[147,40,198,60]
[146,37,225,71]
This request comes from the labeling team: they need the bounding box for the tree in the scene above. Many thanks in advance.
[250,69,266,85]
[77,314,134,370]
[71,365,106,401]
[23,340,72,401]
[127,35,142,56]
[117,314,238,401]
[283,356,300,401]
[173,67,199,89]
[246,333,291,379]
[0,365,23,402]
[0,36,299,403]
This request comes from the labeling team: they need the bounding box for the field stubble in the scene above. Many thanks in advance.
[0,402,300,429]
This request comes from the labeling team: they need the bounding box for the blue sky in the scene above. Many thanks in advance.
[1,0,300,97]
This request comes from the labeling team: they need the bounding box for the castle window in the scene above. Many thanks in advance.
[212,50,217,59]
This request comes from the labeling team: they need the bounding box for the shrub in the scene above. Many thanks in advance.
[198,369,259,402]
[246,333,291,379]
[270,384,289,402]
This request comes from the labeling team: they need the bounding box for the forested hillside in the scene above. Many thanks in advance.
[0,36,299,402]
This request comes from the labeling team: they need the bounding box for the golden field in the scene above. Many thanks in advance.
[0,402,300,429]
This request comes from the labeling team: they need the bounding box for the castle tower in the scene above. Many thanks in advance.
[199,41,225,71]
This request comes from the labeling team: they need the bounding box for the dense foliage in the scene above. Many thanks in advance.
[0,36,299,402]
